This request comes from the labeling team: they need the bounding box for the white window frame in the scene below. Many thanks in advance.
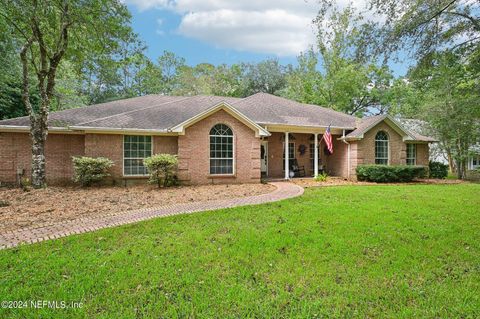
[375,131,389,165]
[209,124,235,175]
[471,155,480,170]
[123,135,153,177]
[406,144,417,165]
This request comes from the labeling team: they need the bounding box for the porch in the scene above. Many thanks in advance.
[259,130,349,179]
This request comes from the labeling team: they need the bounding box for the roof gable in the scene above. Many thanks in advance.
[344,115,416,141]
[169,102,271,137]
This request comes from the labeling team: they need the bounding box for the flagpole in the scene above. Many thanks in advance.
[319,124,331,144]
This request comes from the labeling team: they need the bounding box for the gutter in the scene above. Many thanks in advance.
[69,126,171,134]
[341,129,351,180]
[0,125,73,133]
[257,122,356,131]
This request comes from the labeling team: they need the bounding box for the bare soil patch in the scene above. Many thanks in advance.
[0,183,275,233]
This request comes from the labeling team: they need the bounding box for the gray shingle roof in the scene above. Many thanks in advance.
[0,92,435,142]
[345,114,437,142]
[231,93,357,128]
[0,93,355,130]
[345,115,387,138]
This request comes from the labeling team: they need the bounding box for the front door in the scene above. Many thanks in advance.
[261,141,268,176]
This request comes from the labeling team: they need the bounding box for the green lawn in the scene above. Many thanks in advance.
[1,184,479,318]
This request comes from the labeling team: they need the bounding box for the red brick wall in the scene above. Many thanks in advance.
[415,144,429,166]
[177,109,261,184]
[153,136,178,155]
[324,136,348,178]
[84,134,123,178]
[84,134,179,181]
[356,121,406,166]
[0,133,181,185]
[0,132,85,184]
[349,121,430,179]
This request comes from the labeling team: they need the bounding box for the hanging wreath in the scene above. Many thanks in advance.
[298,144,307,155]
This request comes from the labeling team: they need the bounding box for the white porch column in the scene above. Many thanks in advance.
[284,132,289,180]
[314,133,319,177]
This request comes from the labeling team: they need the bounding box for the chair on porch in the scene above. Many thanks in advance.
[290,159,306,177]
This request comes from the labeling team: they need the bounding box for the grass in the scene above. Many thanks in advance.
[1,184,479,318]
[446,172,459,180]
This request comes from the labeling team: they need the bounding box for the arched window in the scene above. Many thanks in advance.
[375,131,389,165]
[210,124,234,174]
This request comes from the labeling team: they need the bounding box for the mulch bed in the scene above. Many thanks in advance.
[291,177,465,188]
[0,183,275,233]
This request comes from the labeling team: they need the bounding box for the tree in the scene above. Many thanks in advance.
[281,50,324,105]
[394,50,480,177]
[173,63,216,96]
[367,0,480,59]
[240,59,288,96]
[415,52,479,178]
[51,61,89,111]
[284,7,395,116]
[0,0,137,187]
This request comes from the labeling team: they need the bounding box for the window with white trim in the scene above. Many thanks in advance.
[282,142,295,170]
[309,143,321,171]
[375,131,389,165]
[472,156,480,169]
[406,144,416,165]
[123,135,152,176]
[210,124,234,174]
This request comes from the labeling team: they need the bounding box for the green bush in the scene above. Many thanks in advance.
[143,154,178,188]
[20,176,31,192]
[72,156,114,187]
[356,165,427,183]
[428,161,449,179]
[314,172,328,182]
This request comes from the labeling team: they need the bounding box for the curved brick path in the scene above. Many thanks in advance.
[0,182,303,250]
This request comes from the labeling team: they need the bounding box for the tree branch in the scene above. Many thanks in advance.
[412,0,458,30]
[20,37,35,116]
[46,2,70,102]
[445,11,480,31]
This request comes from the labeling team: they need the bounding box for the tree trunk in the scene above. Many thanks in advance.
[30,116,48,188]
[447,152,455,174]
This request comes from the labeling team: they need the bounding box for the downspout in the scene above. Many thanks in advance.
[342,129,351,180]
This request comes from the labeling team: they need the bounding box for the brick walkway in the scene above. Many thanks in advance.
[0,182,303,250]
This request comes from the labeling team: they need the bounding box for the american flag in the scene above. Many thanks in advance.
[324,125,333,154]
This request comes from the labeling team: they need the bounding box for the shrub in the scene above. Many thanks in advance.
[428,161,449,179]
[314,172,328,182]
[356,165,427,183]
[72,156,114,187]
[20,177,31,192]
[143,154,178,188]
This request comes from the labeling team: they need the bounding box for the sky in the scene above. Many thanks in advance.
[125,0,411,76]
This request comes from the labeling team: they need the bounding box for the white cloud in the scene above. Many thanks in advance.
[178,9,315,56]
[126,0,374,56]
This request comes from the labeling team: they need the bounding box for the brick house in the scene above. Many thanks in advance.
[0,93,436,185]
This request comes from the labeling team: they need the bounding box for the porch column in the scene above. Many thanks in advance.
[314,133,319,177]
[284,132,289,180]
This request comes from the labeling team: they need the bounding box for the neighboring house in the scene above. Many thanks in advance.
[400,118,480,172]
[468,144,480,170]
[0,93,436,185]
